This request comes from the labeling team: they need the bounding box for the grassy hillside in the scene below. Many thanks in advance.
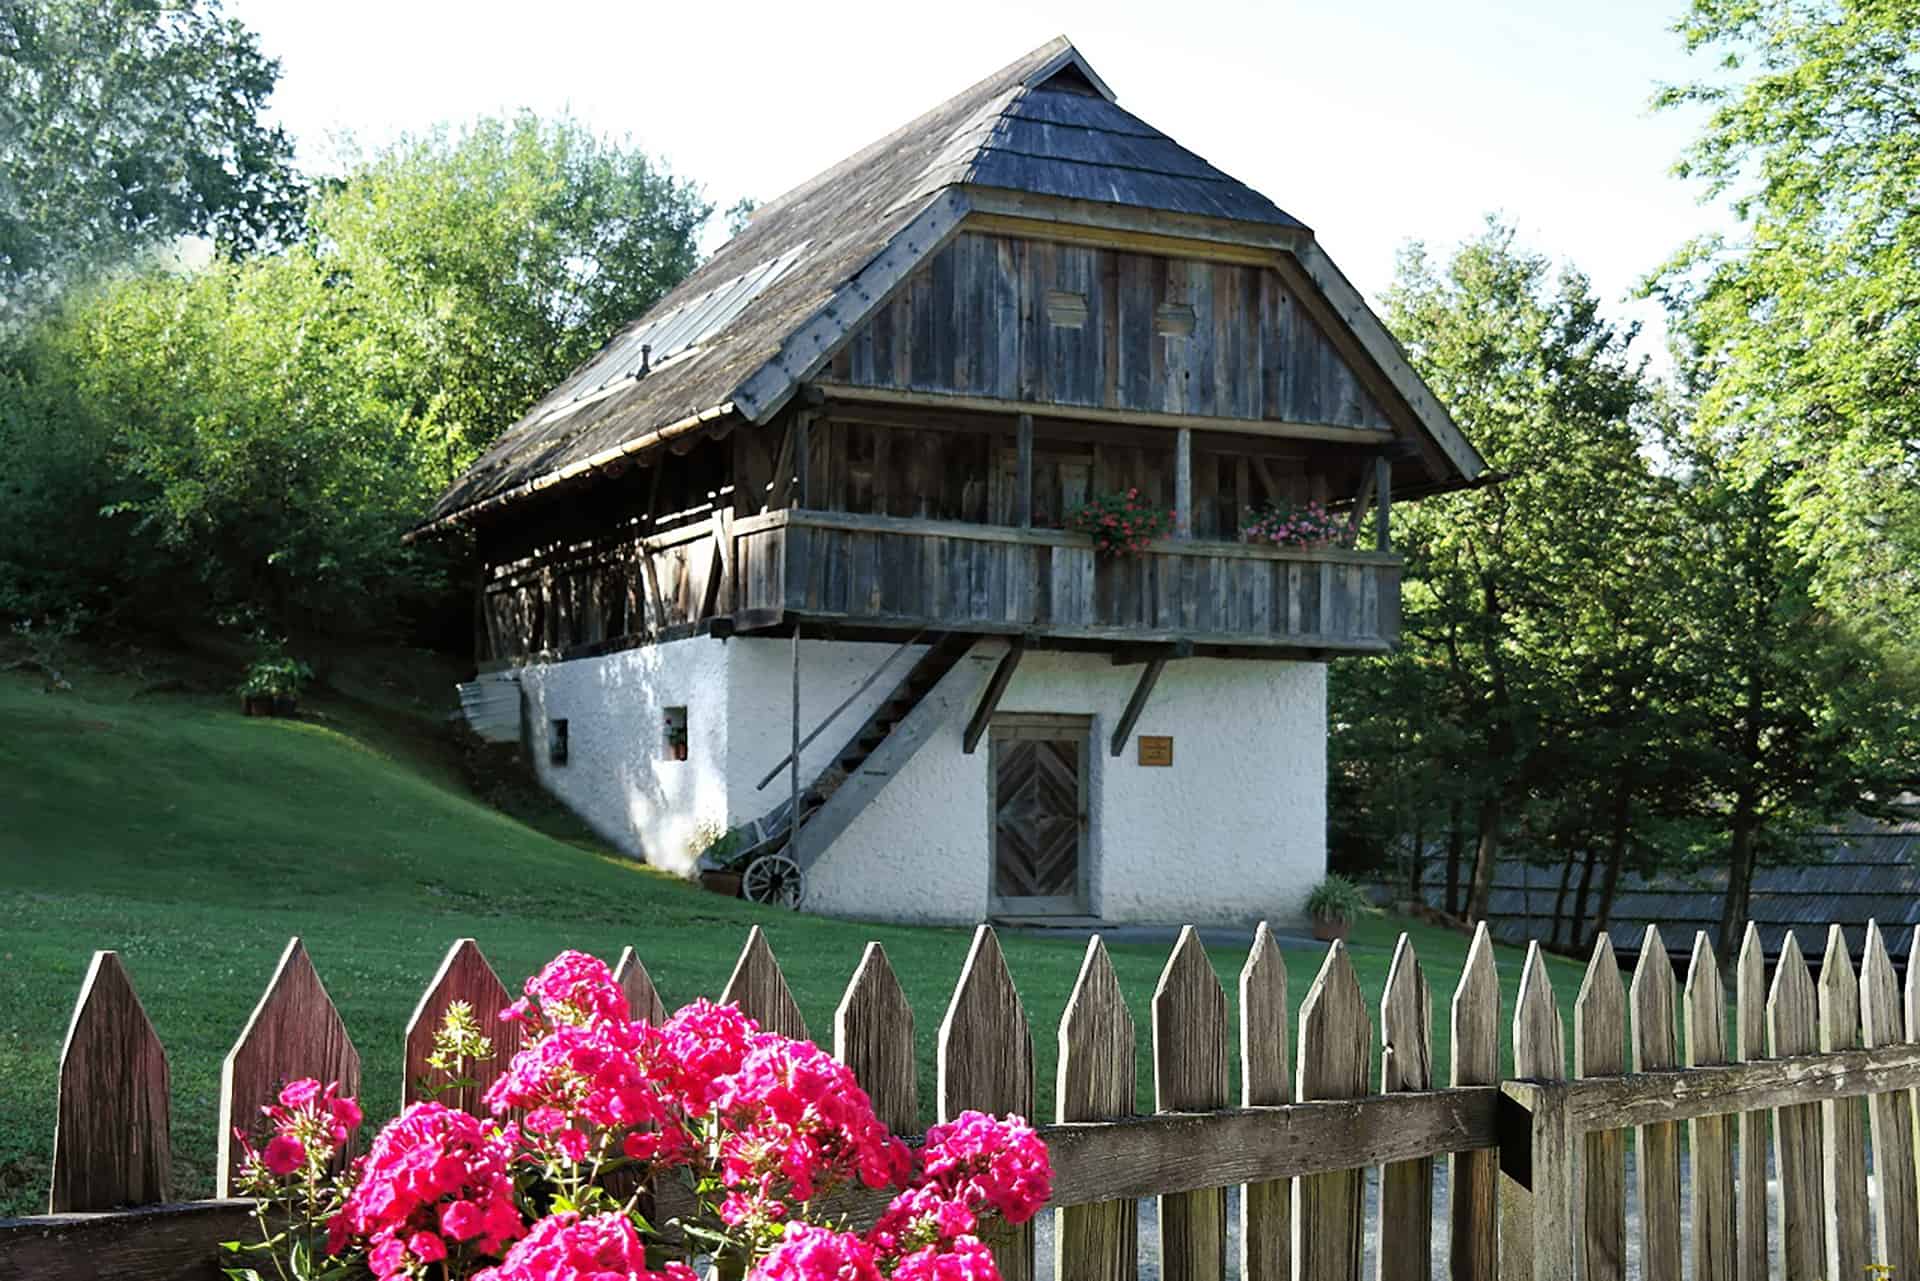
[0,660,1587,1218]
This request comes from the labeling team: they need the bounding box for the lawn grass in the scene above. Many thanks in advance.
[0,662,1589,1218]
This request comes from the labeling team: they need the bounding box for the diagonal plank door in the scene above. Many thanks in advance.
[991,724,1088,916]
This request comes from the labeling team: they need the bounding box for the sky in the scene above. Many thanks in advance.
[228,0,1731,368]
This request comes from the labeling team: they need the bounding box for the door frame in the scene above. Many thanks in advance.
[986,713,1093,918]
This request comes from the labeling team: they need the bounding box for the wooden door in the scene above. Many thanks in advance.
[989,717,1090,917]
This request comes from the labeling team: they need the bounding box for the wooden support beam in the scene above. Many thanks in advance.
[1015,413,1034,529]
[1111,640,1194,666]
[962,638,1025,755]
[1109,658,1167,756]
[793,413,813,509]
[1173,428,1193,539]
[1375,455,1393,553]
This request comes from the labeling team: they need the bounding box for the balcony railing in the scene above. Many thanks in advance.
[729,509,1399,652]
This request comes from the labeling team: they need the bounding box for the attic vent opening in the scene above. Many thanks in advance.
[1155,303,1197,338]
[1046,290,1088,330]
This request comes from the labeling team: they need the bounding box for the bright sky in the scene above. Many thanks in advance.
[229,0,1728,368]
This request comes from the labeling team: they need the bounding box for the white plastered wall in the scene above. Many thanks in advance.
[515,638,1327,924]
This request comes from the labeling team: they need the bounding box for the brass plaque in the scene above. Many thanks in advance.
[1137,735,1174,767]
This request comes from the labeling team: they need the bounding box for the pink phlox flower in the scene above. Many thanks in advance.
[330,1102,523,1277]
[752,1224,883,1281]
[887,1238,1001,1281]
[475,1212,697,1281]
[505,950,630,1029]
[916,1112,1051,1225]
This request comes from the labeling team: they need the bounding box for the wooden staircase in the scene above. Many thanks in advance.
[737,634,1007,873]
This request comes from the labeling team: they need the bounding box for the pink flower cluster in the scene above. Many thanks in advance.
[330,1102,525,1279]
[476,1212,699,1281]
[1242,499,1347,548]
[231,951,1051,1281]
[1066,488,1174,557]
[232,1077,363,1186]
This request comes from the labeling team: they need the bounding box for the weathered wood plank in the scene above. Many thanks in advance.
[1153,927,1229,1281]
[401,939,520,1114]
[1239,922,1290,1281]
[613,946,667,1027]
[1767,932,1826,1280]
[1630,925,1683,1281]
[1683,932,1736,1281]
[1499,943,1567,1281]
[1573,934,1626,1281]
[216,938,360,1197]
[1449,923,1500,1281]
[1860,920,1920,1279]
[1734,924,1767,1281]
[1295,940,1369,1281]
[1376,935,1432,1281]
[719,926,807,1041]
[834,943,919,1138]
[0,1200,253,1281]
[1055,937,1136,1281]
[1817,925,1870,1281]
[1561,1038,1920,1129]
[938,926,1035,1281]
[49,952,170,1212]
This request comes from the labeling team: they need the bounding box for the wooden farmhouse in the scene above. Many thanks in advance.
[420,38,1486,925]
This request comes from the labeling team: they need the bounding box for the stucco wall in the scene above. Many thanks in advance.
[514,638,1327,924]
[805,649,1327,925]
[517,637,732,876]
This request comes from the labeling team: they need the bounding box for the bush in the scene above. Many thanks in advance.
[1304,873,1376,922]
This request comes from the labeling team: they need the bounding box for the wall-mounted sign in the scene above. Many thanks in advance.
[1137,735,1174,767]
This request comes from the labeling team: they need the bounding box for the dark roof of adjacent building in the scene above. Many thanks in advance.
[420,38,1473,531]
[1397,817,1920,964]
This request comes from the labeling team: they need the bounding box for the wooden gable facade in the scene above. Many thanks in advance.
[437,39,1485,671]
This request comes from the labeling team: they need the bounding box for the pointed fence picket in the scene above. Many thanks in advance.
[1573,935,1625,1281]
[402,938,521,1113]
[49,952,170,1213]
[23,913,1920,1281]
[215,937,360,1197]
[1681,932,1735,1281]
[1056,938,1135,1281]
[1860,922,1920,1278]
[1237,922,1290,1281]
[1629,925,1682,1280]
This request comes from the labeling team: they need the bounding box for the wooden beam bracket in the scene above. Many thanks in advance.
[962,638,1027,755]
[1108,657,1168,756]
[1110,640,1194,667]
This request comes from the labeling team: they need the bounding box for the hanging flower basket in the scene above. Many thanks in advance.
[1241,499,1350,550]
[1064,488,1174,557]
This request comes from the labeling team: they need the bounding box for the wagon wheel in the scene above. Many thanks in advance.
[742,853,805,909]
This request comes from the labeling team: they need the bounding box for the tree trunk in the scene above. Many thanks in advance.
[1572,843,1601,952]
[1445,800,1464,918]
[1719,793,1761,956]
[1550,845,1579,950]
[1592,787,1632,944]
[1466,794,1502,924]
[1407,818,1426,904]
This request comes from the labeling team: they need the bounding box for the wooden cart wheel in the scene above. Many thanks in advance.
[742,853,805,909]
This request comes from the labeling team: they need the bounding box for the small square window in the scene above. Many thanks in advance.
[664,706,688,761]
[549,718,569,766]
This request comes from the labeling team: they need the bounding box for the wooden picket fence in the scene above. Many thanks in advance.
[7,918,1920,1281]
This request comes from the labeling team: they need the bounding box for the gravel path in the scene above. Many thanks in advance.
[1032,1147,1797,1280]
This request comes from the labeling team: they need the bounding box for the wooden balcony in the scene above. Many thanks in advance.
[729,509,1399,653]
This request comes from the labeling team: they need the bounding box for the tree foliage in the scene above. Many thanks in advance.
[0,0,307,320]
[0,113,710,638]
[1653,0,1920,659]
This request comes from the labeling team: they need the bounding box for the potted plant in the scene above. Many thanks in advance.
[237,643,313,717]
[1305,873,1375,942]
[1241,499,1350,550]
[665,715,690,761]
[1064,488,1174,557]
[691,820,747,896]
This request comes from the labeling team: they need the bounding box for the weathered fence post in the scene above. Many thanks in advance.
[1817,925,1869,1281]
[1860,920,1920,1277]
[1295,939,1369,1281]
[1733,924,1769,1281]
[1682,931,1735,1281]
[1629,925,1682,1278]
[402,938,520,1113]
[1449,924,1501,1281]
[49,952,170,1213]
[1377,934,1433,1281]
[1056,936,1136,1281]
[720,925,806,1040]
[1153,927,1229,1281]
[613,945,668,1026]
[1767,931,1826,1278]
[834,942,918,1136]
[1497,943,1570,1281]
[1238,922,1290,1281]
[1573,934,1625,1281]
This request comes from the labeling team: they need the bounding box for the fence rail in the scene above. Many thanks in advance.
[6,918,1920,1281]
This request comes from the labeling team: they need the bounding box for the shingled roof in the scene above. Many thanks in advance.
[421,37,1467,530]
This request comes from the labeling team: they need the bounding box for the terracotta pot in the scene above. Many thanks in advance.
[670,742,688,761]
[699,870,742,898]
[1311,914,1350,943]
[242,694,272,716]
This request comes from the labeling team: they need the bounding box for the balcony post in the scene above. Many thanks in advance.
[1174,427,1193,538]
[1015,413,1033,529]
[793,412,814,509]
[1375,454,1392,552]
